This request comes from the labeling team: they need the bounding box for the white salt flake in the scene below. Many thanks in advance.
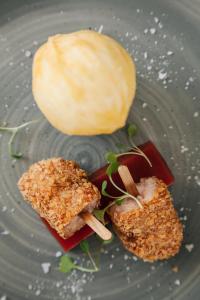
[144,52,148,59]
[154,17,159,23]
[25,50,32,58]
[133,256,138,261]
[98,25,104,34]
[2,206,7,212]
[174,279,181,286]
[193,112,199,118]
[185,244,194,252]
[142,102,148,108]
[0,295,7,300]
[41,262,51,274]
[194,176,200,186]
[158,69,167,80]
[35,290,41,296]
[125,32,129,37]
[109,263,113,269]
[144,28,149,34]
[124,254,129,260]
[167,51,174,56]
[28,284,32,290]
[180,145,189,153]
[55,251,62,257]
[150,28,156,35]
[1,230,9,235]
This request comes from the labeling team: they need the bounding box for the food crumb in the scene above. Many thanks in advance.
[41,263,51,274]
[172,265,179,273]
[185,244,194,253]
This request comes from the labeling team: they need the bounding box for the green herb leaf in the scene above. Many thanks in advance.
[80,240,89,254]
[101,180,110,197]
[59,255,76,273]
[105,152,117,164]
[115,197,125,205]
[106,161,119,176]
[127,123,137,138]
[93,209,106,224]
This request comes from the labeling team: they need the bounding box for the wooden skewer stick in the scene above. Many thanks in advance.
[81,212,112,241]
[118,165,140,197]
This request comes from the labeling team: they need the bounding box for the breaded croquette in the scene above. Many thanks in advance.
[109,177,183,261]
[18,158,100,239]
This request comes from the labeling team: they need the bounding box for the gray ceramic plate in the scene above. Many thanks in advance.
[0,0,200,299]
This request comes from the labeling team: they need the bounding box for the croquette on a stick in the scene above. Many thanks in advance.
[109,176,183,261]
[18,158,100,239]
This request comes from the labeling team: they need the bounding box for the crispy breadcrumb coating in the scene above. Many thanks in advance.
[109,177,183,261]
[18,158,100,238]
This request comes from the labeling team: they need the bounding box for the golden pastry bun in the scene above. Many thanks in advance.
[32,30,136,135]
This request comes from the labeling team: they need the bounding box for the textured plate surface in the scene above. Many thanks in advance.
[0,0,200,299]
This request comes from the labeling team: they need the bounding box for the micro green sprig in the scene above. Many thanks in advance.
[0,120,38,159]
[59,240,99,273]
[94,135,152,223]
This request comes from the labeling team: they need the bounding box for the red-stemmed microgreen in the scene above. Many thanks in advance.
[0,120,38,159]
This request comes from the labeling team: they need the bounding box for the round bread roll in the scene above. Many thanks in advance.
[32,30,136,135]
